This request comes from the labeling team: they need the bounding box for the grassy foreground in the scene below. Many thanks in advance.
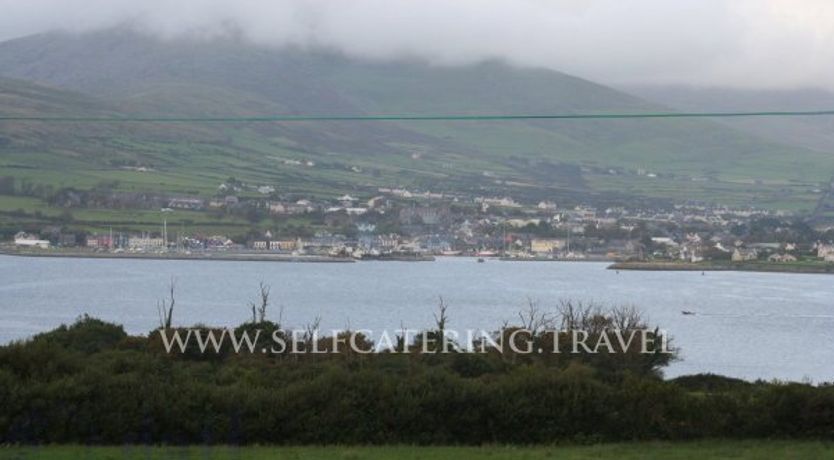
[4,442,834,460]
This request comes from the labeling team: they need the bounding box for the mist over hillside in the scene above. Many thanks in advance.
[1,28,833,211]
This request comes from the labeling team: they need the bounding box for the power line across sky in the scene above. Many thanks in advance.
[2,110,834,123]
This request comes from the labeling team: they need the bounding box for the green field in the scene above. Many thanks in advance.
[3,31,834,217]
[4,441,834,460]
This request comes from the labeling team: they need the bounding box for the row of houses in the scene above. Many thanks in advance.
[16,231,236,252]
[251,239,301,251]
[248,233,404,254]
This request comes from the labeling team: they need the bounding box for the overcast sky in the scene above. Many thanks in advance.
[1,0,833,89]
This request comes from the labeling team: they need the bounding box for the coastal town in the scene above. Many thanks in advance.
[6,180,834,269]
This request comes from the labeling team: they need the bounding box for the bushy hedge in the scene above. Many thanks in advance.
[1,317,833,444]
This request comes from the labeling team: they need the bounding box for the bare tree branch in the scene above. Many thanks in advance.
[257,281,270,323]
[433,296,449,333]
[157,277,176,329]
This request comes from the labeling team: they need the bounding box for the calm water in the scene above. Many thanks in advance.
[1,254,831,381]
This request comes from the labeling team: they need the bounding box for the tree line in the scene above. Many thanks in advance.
[0,294,832,444]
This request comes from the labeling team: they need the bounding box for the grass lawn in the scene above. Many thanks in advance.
[4,441,834,460]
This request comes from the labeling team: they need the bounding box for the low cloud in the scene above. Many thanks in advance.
[1,0,833,89]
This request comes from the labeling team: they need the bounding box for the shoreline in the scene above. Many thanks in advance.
[8,249,830,274]
[499,256,613,262]
[0,248,355,263]
[609,260,834,275]
[360,255,436,262]
[0,248,606,264]
[0,248,440,263]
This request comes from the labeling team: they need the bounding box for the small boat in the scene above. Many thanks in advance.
[477,258,485,263]
[681,310,696,316]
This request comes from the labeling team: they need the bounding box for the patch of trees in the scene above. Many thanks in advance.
[1,302,833,444]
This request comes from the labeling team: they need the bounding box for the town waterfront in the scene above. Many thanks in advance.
[1,255,831,382]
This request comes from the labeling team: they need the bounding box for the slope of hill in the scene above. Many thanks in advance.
[1,28,833,213]
[625,85,834,153]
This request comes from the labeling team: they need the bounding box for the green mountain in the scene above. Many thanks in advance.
[623,85,834,155]
[1,28,833,213]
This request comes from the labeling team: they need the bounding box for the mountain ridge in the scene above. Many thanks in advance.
[1,28,833,212]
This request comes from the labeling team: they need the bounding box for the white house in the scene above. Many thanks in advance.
[732,248,759,262]
[651,237,679,247]
[537,201,558,211]
[530,238,566,254]
[768,253,797,263]
[128,236,165,250]
[14,231,50,249]
[817,244,834,259]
